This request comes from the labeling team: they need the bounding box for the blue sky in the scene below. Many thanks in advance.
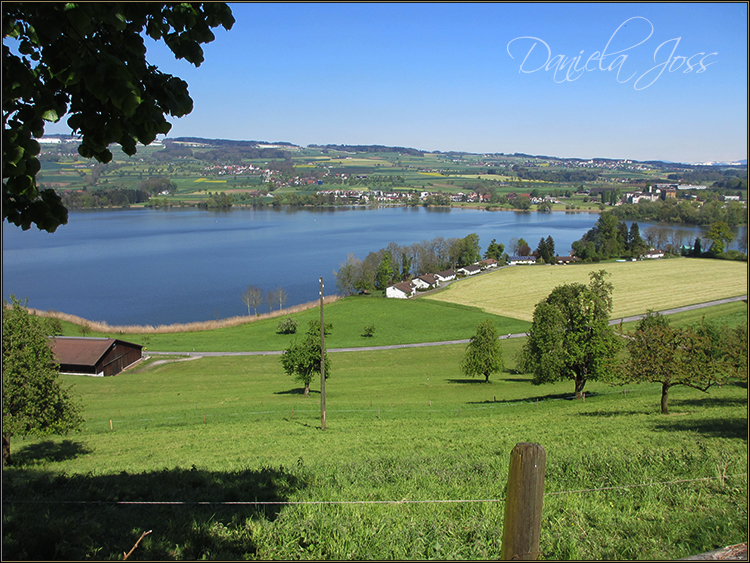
[45,2,747,163]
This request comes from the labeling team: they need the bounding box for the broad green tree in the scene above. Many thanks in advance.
[519,270,620,398]
[704,221,734,255]
[484,238,505,261]
[3,3,234,232]
[619,312,731,414]
[2,296,83,465]
[280,322,330,396]
[461,320,504,383]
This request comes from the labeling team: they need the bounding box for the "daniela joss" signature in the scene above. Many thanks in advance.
[506,16,718,90]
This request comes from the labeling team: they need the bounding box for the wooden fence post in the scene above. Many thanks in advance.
[501,442,546,560]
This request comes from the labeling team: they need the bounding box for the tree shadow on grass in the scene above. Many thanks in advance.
[446,378,491,385]
[274,388,320,396]
[12,439,93,465]
[2,464,306,560]
[467,391,599,405]
[652,417,748,440]
[672,396,748,409]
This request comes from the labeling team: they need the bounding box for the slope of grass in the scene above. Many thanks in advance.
[58,297,532,352]
[426,258,748,321]
[3,340,746,560]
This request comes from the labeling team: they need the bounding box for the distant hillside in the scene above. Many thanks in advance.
[307,144,425,157]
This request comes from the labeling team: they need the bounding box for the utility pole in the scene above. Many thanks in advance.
[319,276,327,430]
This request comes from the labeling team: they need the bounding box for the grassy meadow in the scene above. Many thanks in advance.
[3,261,747,560]
[426,258,748,322]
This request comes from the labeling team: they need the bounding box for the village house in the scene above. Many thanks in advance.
[479,258,498,269]
[508,256,536,265]
[555,255,581,265]
[645,249,665,259]
[385,281,416,299]
[435,269,456,282]
[457,264,481,276]
[412,273,440,289]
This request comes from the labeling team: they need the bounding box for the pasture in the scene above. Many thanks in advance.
[426,258,748,322]
[4,303,748,559]
[3,261,747,560]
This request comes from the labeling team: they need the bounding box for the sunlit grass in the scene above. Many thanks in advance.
[426,258,748,321]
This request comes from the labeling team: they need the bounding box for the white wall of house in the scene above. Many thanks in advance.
[386,286,410,298]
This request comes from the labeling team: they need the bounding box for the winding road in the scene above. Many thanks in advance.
[147,295,747,358]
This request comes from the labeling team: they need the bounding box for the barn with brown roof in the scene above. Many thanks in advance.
[49,337,143,377]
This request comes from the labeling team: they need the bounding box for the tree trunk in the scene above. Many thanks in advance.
[661,382,670,414]
[574,376,586,399]
[485,373,490,383]
[304,384,309,396]
[2,433,10,467]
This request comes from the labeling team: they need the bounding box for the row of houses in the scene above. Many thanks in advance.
[385,259,499,299]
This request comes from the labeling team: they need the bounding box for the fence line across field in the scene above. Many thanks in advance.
[5,473,744,507]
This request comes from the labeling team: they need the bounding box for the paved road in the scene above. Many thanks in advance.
[148,295,746,357]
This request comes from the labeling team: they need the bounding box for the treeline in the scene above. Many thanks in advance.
[59,178,175,209]
[610,199,747,226]
[194,147,291,163]
[334,234,482,295]
[572,211,747,262]
[666,167,747,186]
[310,144,425,157]
[513,166,600,183]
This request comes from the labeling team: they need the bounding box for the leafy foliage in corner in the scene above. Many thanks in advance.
[2,3,234,231]
[2,296,83,465]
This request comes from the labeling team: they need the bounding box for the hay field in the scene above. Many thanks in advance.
[425,258,748,322]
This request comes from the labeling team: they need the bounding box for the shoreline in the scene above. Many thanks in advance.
[20,294,342,335]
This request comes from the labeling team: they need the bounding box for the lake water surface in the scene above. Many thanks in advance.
[2,206,741,326]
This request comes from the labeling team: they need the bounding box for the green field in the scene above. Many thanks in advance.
[426,258,748,322]
[3,263,747,560]
[3,336,746,559]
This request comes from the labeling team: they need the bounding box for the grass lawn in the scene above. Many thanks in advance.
[3,337,746,560]
[426,258,748,322]
[58,297,532,352]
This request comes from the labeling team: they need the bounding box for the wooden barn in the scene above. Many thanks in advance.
[49,337,143,377]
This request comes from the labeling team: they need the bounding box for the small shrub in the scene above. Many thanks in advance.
[362,324,375,338]
[277,316,298,334]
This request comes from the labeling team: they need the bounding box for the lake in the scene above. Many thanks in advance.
[2,206,743,326]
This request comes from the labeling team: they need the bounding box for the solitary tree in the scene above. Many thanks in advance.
[461,320,504,383]
[704,221,734,255]
[280,323,330,396]
[241,285,263,316]
[3,3,234,232]
[518,270,620,398]
[2,297,83,465]
[619,312,730,414]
